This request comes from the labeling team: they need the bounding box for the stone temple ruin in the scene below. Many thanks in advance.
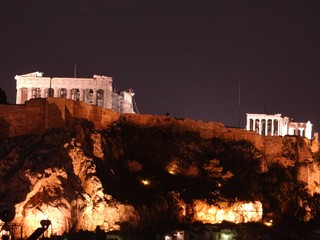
[15,71,136,114]
[246,113,313,140]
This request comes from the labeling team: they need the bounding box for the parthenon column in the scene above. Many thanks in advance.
[79,88,84,101]
[41,88,46,98]
[93,89,97,105]
[54,88,58,97]
[16,88,22,104]
[66,88,71,99]
[247,118,251,131]
[271,119,274,136]
[27,88,33,101]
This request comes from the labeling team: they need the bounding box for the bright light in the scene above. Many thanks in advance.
[221,233,233,240]
[192,200,263,224]
[20,206,68,238]
[263,219,273,227]
[141,179,150,186]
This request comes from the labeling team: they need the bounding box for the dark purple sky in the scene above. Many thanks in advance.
[1,1,320,131]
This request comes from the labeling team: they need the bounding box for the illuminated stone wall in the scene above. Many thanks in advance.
[0,98,317,154]
[0,98,121,138]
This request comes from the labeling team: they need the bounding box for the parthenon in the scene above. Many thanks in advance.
[15,71,136,114]
[246,113,313,139]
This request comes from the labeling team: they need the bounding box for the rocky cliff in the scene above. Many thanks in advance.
[0,98,319,239]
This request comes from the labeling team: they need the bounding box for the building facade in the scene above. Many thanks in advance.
[15,72,135,114]
[246,113,312,139]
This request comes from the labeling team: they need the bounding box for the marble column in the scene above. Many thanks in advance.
[41,88,46,98]
[260,119,263,135]
[79,88,84,101]
[93,89,97,105]
[16,88,22,104]
[27,88,33,101]
[53,88,58,97]
[66,88,71,99]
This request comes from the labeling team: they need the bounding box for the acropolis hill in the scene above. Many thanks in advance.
[0,98,320,239]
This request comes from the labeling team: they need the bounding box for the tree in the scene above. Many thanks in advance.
[0,88,8,104]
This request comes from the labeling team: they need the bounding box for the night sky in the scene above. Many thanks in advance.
[1,1,320,131]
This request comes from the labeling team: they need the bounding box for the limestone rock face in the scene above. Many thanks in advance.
[0,129,139,238]
[0,99,320,238]
[296,161,320,195]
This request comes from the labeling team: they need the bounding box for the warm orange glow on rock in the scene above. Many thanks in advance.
[263,219,273,227]
[166,159,199,177]
[12,170,72,238]
[21,206,65,237]
[166,161,178,175]
[8,139,139,239]
[192,200,263,224]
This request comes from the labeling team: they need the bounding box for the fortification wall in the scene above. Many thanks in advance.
[0,98,121,138]
[121,113,265,151]
[0,101,46,137]
[0,97,314,158]
[0,104,25,137]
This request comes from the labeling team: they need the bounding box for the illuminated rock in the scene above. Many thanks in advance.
[0,135,139,238]
[0,99,319,238]
[192,200,263,224]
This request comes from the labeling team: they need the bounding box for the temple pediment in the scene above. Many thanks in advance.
[14,71,43,79]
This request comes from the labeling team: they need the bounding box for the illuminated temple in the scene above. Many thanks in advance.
[246,113,313,139]
[15,71,136,114]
